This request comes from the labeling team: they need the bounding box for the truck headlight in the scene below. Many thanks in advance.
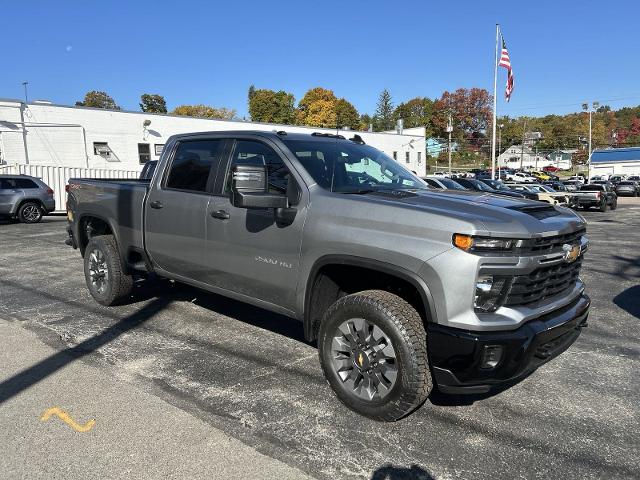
[474,275,510,312]
[453,234,519,252]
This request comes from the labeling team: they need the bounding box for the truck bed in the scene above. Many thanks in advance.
[67,177,150,255]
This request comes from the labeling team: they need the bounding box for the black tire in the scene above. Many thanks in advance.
[83,235,133,306]
[318,290,432,421]
[599,200,607,212]
[611,198,618,210]
[18,201,43,223]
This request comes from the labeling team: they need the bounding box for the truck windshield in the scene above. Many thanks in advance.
[282,139,427,193]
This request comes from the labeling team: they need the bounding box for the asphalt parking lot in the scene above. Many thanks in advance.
[1,198,639,480]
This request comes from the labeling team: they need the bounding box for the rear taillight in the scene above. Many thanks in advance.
[46,188,54,195]
[65,185,70,193]
[595,192,601,200]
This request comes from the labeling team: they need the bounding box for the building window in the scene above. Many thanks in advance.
[154,144,165,156]
[417,152,422,164]
[393,151,397,160]
[405,152,410,163]
[138,143,151,164]
[93,142,110,156]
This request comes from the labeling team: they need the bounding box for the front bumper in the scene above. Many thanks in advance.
[428,293,590,394]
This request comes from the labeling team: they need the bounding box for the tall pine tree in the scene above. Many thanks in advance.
[374,89,394,131]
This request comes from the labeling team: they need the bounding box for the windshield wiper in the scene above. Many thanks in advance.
[338,188,376,194]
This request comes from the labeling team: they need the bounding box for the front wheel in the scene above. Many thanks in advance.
[83,235,133,306]
[318,290,432,421]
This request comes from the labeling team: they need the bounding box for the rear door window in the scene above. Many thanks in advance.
[165,139,226,193]
[14,178,39,189]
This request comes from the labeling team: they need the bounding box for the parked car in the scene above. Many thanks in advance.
[477,179,527,198]
[562,180,583,192]
[608,175,626,185]
[573,184,618,211]
[627,175,640,182]
[65,130,590,421]
[455,178,526,199]
[568,175,586,183]
[422,176,467,190]
[504,183,570,206]
[542,166,560,173]
[506,171,537,183]
[529,171,551,181]
[543,181,569,192]
[614,181,640,197]
[0,174,56,223]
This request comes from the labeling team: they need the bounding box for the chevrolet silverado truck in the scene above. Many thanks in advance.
[573,183,618,211]
[65,131,590,421]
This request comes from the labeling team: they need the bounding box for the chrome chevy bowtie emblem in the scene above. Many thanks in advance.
[562,243,580,263]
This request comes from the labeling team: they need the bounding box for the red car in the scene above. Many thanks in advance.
[542,166,560,172]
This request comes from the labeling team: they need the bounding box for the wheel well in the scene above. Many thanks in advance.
[78,215,113,255]
[306,263,429,342]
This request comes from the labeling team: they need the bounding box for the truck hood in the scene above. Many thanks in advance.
[358,189,586,237]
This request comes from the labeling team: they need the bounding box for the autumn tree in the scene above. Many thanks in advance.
[75,91,119,109]
[171,104,236,119]
[140,94,167,113]
[295,87,337,127]
[374,89,394,131]
[248,88,296,124]
[434,88,491,143]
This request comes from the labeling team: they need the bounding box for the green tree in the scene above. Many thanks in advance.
[374,89,394,131]
[393,97,436,134]
[359,113,373,131]
[171,104,236,119]
[248,88,296,124]
[75,91,119,109]
[139,94,167,113]
[335,98,360,130]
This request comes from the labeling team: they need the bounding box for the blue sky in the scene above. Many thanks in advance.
[3,0,640,119]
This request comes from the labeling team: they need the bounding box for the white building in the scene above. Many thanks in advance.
[0,99,427,175]
[497,144,561,170]
[590,147,640,176]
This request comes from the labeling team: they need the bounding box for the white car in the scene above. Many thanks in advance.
[568,175,586,183]
[506,172,537,183]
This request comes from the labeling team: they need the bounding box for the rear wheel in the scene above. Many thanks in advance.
[83,235,133,306]
[611,198,618,210]
[599,200,608,212]
[18,201,43,223]
[318,290,432,421]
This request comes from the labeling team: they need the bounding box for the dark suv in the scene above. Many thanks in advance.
[0,174,55,223]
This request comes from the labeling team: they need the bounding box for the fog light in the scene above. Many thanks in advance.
[481,345,503,369]
[474,275,509,312]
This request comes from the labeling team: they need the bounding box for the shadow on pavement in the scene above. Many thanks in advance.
[370,464,435,480]
[0,296,170,405]
[613,285,640,319]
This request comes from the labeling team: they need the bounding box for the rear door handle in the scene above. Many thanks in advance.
[149,200,163,209]
[210,209,230,220]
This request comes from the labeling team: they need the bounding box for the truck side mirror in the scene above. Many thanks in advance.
[230,165,288,209]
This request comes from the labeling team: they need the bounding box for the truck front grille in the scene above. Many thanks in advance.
[527,228,586,254]
[503,258,583,306]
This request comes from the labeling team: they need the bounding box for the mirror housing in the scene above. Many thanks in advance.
[231,164,288,209]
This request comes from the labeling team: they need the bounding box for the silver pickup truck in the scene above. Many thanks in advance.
[65,130,590,420]
[572,183,618,211]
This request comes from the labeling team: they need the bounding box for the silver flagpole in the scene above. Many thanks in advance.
[491,24,499,180]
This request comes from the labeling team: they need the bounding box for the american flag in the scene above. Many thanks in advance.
[499,36,514,102]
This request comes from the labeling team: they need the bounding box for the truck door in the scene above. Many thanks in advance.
[204,138,308,311]
[144,138,229,281]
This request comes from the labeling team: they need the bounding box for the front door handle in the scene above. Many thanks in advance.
[210,209,230,220]
[149,200,163,209]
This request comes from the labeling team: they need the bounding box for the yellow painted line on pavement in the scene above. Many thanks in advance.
[40,407,95,432]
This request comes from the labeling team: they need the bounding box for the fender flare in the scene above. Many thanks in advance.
[302,254,438,341]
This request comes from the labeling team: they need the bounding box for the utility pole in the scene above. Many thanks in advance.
[583,101,599,182]
[22,81,29,103]
[446,113,453,176]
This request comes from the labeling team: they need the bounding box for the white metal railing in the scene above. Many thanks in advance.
[0,164,141,212]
